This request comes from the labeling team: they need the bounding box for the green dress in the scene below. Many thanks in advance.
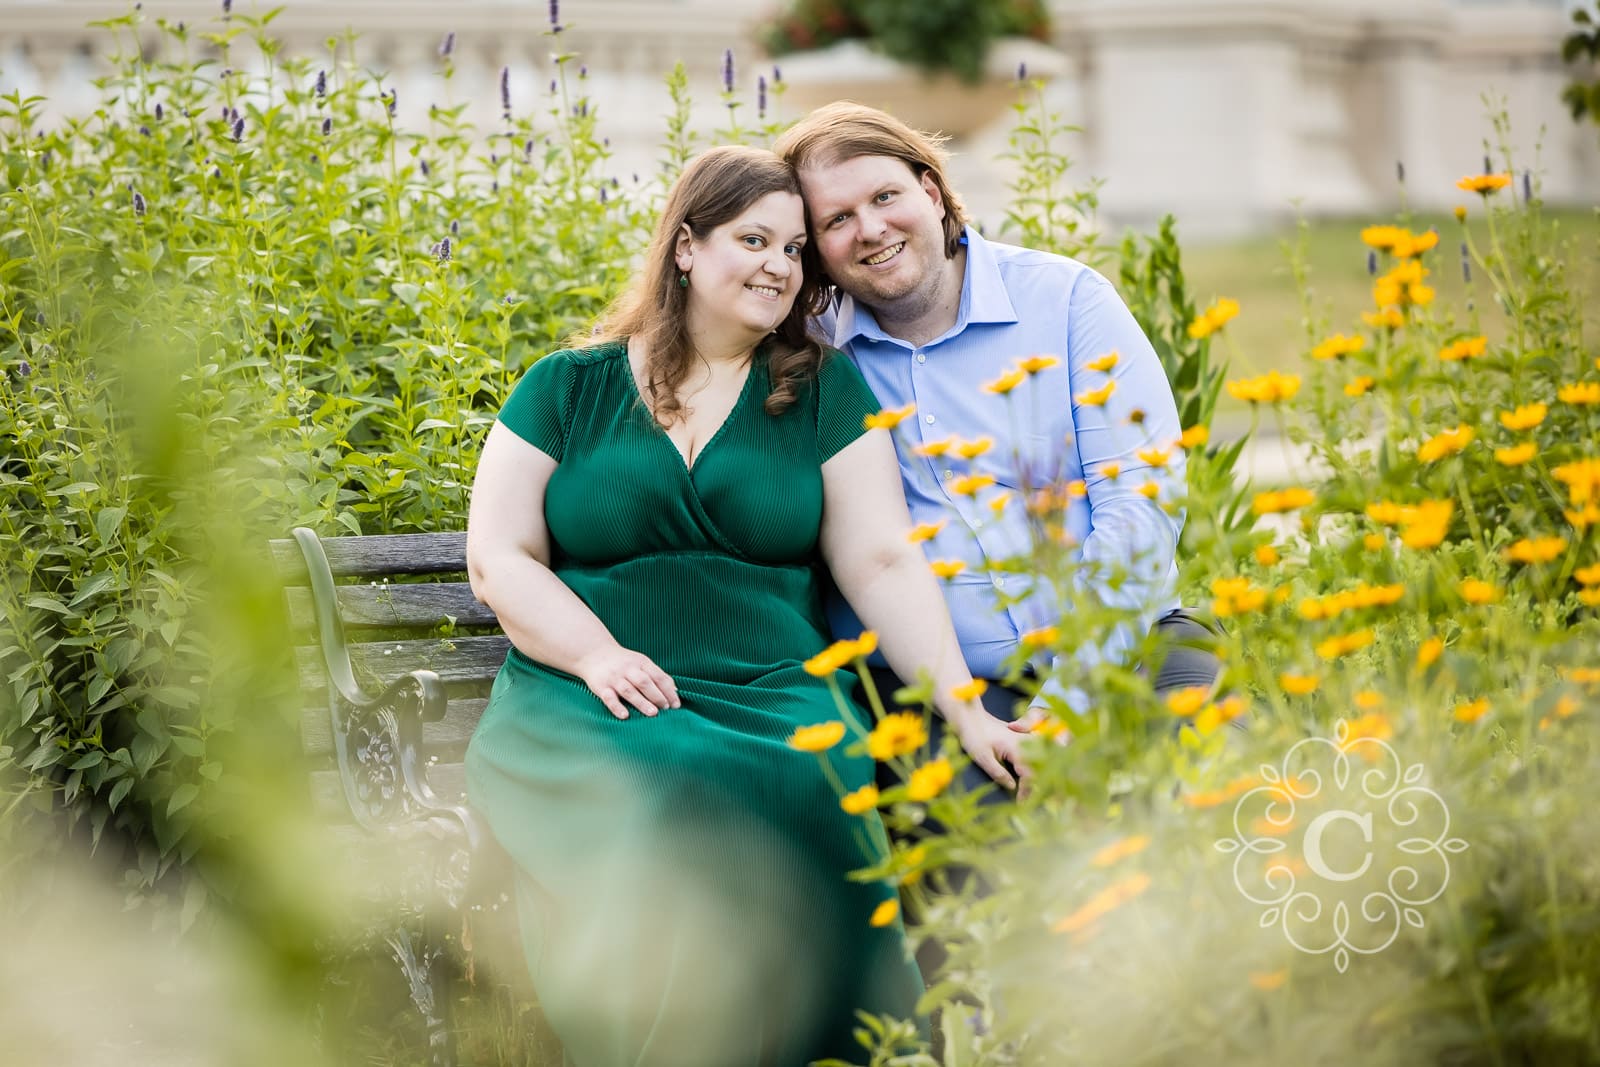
[465,340,923,1067]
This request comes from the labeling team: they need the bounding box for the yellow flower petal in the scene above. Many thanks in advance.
[788,720,846,752]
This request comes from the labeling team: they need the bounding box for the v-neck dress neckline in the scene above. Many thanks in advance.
[625,345,762,477]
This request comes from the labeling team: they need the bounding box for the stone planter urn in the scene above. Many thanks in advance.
[772,37,1068,137]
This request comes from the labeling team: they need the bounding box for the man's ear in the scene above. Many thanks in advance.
[919,170,946,221]
[674,223,694,271]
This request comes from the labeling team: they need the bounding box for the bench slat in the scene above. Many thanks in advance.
[270,532,469,582]
[310,762,469,820]
[301,697,488,759]
[296,635,512,693]
[285,583,500,632]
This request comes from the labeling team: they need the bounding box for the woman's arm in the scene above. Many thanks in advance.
[466,422,679,719]
[818,428,1030,790]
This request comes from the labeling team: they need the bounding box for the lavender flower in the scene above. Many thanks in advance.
[321,116,331,136]
[1522,169,1532,204]
[439,32,456,58]
[772,65,782,85]
[154,103,164,121]
[722,49,734,94]
[177,20,185,32]
[524,138,534,157]
[419,159,430,177]
[40,150,51,171]
[450,219,460,235]
[579,65,588,79]
[385,89,397,117]
[1460,242,1471,283]
[314,70,327,98]
[231,115,244,142]
[222,0,232,15]
[139,125,151,136]
[599,186,608,204]
[17,360,31,378]
[1396,160,1405,183]
[1483,153,1492,175]
[433,236,452,263]
[549,79,558,95]
[1366,249,1377,276]
[490,152,498,165]
[549,0,561,33]
[757,75,766,119]
[1017,62,1027,83]
[212,167,222,179]
[500,66,511,118]
[132,190,147,217]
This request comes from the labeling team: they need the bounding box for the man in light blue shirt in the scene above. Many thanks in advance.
[777,104,1211,766]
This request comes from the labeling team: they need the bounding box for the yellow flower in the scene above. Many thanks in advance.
[1494,443,1538,466]
[1311,334,1365,361]
[788,720,846,752]
[983,367,1027,395]
[1165,686,1210,717]
[1021,625,1060,650]
[1210,576,1268,617]
[1226,371,1301,404]
[1566,667,1600,686]
[1360,224,1407,251]
[913,436,956,457]
[1075,381,1117,407]
[1354,690,1385,711]
[929,559,967,580]
[1339,712,1393,750]
[906,757,954,802]
[1250,970,1289,992]
[1364,532,1387,551]
[1137,447,1172,468]
[1391,229,1440,259]
[1555,694,1581,719]
[950,678,988,702]
[1017,354,1062,374]
[1417,425,1475,463]
[1580,588,1600,607]
[866,712,929,761]
[1186,297,1241,341]
[840,784,880,814]
[1178,425,1209,450]
[864,404,916,431]
[1190,695,1248,736]
[949,472,996,497]
[1345,376,1376,397]
[1050,873,1152,934]
[1099,462,1122,480]
[1575,563,1600,586]
[1066,479,1088,498]
[1138,480,1161,500]
[1457,172,1512,195]
[1090,835,1151,868]
[869,898,900,927]
[1558,382,1600,406]
[1409,283,1436,306]
[1362,308,1405,330]
[954,435,994,459]
[908,521,946,544]
[1553,458,1600,505]
[1453,698,1491,723]
[1252,487,1316,515]
[1454,204,1468,222]
[1438,336,1488,362]
[804,639,864,676]
[1255,543,1280,566]
[1569,505,1600,530]
[1279,672,1320,695]
[1498,403,1547,431]
[989,492,1012,516]
[1459,579,1500,605]
[1503,536,1567,565]
[1085,351,1120,373]
[1417,637,1444,668]
[1316,629,1375,660]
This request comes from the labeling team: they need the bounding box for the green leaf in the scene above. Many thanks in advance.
[167,783,200,816]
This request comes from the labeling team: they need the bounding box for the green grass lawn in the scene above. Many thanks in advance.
[1174,208,1600,417]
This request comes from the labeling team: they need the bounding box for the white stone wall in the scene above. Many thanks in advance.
[1,0,1594,235]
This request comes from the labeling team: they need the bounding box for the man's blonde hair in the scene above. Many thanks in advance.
[774,102,969,258]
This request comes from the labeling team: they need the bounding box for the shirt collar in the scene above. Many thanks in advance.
[831,226,1019,349]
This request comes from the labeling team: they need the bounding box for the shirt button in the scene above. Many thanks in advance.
[993,575,1006,589]
[924,414,936,424]
[943,468,954,480]
[915,353,927,364]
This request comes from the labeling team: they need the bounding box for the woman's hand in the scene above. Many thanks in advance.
[950,707,1032,795]
[574,645,681,719]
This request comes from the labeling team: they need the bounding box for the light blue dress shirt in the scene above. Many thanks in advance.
[823,227,1184,704]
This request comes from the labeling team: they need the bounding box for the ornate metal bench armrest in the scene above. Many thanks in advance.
[292,528,482,853]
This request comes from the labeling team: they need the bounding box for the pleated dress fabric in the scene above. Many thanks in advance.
[465,340,924,1067]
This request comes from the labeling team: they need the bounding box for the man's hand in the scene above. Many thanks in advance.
[574,645,680,719]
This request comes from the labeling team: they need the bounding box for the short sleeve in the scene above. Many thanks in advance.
[815,348,883,463]
[497,350,575,460]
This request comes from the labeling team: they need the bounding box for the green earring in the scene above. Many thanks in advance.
[678,272,688,288]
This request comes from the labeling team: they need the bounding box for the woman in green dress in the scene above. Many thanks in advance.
[464,146,1029,1067]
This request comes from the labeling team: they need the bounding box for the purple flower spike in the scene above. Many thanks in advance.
[772,65,782,85]
[386,89,398,117]
[500,66,512,117]
[549,79,557,95]
[436,236,452,263]
[549,0,561,33]
[321,116,331,135]
[419,159,430,177]
[1522,170,1532,203]
[579,65,588,79]
[231,115,244,142]
[1460,242,1471,283]
[757,75,767,118]
[139,125,151,136]
[1366,250,1377,276]
[1396,160,1405,183]
[599,186,608,204]
[722,49,734,94]
[132,191,147,217]
[154,103,164,121]
[17,360,31,378]
[450,219,460,235]
[222,0,232,15]
[315,70,327,97]
[439,32,455,58]
[1483,153,1492,175]
[1017,62,1027,82]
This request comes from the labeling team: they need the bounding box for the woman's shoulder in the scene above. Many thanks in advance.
[538,338,628,370]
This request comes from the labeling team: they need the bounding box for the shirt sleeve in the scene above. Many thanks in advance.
[497,350,575,460]
[815,347,883,463]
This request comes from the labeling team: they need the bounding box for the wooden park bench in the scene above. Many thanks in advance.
[269,526,511,1067]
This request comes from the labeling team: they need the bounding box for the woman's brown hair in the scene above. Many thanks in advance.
[773,102,969,259]
[587,145,827,423]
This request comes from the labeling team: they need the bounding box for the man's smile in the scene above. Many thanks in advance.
[862,242,905,267]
